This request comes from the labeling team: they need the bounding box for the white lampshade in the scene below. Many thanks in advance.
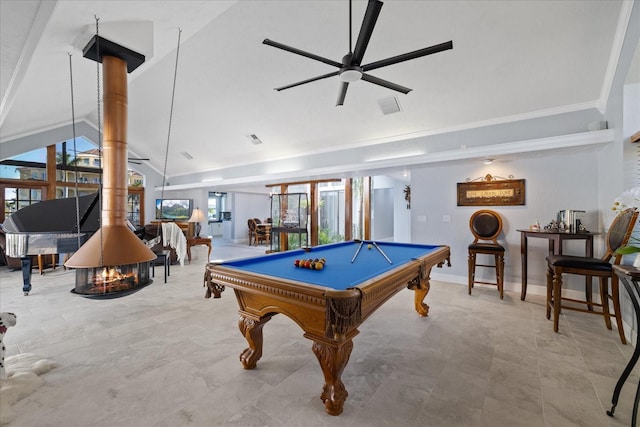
[189,208,206,223]
[189,208,206,237]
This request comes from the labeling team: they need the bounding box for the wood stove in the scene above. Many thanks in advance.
[74,262,151,296]
[64,36,157,297]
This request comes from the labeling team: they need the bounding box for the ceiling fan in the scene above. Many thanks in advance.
[263,0,453,106]
[128,157,149,165]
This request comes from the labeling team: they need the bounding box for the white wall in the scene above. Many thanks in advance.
[371,188,394,240]
[410,147,602,297]
[394,181,411,242]
[229,192,271,243]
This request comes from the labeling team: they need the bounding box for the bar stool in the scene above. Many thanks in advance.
[546,208,638,344]
[468,209,505,299]
[152,249,171,283]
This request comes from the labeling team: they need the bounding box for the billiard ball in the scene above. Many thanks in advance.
[367,244,372,250]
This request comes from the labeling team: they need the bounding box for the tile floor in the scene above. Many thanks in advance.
[1,239,638,426]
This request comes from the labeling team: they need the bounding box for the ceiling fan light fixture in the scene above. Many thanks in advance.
[339,68,362,83]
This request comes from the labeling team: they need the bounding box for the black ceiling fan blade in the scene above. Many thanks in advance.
[363,40,453,72]
[275,71,340,91]
[361,73,412,94]
[128,161,142,165]
[352,0,383,65]
[336,81,349,106]
[129,157,149,161]
[263,39,342,68]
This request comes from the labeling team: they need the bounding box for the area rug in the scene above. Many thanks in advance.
[0,354,57,425]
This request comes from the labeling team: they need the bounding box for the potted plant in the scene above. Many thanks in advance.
[611,187,640,267]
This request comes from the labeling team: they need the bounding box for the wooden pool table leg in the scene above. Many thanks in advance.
[413,285,430,317]
[238,314,273,369]
[312,339,354,416]
[408,267,433,317]
[203,270,225,299]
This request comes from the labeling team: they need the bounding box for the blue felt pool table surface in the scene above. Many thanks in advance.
[219,241,443,291]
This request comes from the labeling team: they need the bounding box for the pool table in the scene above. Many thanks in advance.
[204,240,451,416]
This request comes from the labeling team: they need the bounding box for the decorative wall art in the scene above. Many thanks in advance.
[403,185,411,209]
[457,174,525,206]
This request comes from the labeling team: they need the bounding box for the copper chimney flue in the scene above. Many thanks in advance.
[65,37,155,268]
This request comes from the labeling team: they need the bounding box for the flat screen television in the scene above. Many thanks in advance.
[155,199,192,220]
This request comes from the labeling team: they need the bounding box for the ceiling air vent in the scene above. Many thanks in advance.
[247,134,263,145]
[378,96,402,115]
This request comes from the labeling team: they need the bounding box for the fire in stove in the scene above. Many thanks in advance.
[74,262,151,296]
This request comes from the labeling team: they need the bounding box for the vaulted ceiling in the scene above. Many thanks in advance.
[1,1,637,190]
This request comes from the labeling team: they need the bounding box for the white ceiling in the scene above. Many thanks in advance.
[0,0,636,190]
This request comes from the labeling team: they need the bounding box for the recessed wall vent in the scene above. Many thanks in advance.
[247,134,263,145]
[378,96,402,115]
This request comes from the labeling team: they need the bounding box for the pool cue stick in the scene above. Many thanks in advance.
[351,240,364,263]
[372,241,392,264]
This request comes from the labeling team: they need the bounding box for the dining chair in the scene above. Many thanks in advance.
[248,219,257,246]
[546,208,638,344]
[254,219,269,246]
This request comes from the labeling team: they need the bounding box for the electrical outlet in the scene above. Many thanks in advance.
[417,215,427,223]
[443,215,451,223]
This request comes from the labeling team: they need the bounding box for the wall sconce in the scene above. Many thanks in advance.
[189,207,206,237]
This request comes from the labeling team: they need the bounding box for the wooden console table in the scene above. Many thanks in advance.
[186,237,212,263]
[517,229,598,300]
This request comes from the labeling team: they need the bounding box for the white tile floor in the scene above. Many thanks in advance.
[1,239,638,426]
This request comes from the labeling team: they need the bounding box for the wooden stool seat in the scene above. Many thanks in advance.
[468,210,505,299]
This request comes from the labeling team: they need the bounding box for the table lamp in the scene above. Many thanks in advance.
[189,207,206,237]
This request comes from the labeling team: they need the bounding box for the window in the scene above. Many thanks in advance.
[318,181,345,244]
[1,139,146,224]
[0,146,47,179]
[127,193,141,226]
[128,171,143,187]
[3,187,42,220]
[55,187,96,199]
[351,177,365,240]
[207,192,226,221]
